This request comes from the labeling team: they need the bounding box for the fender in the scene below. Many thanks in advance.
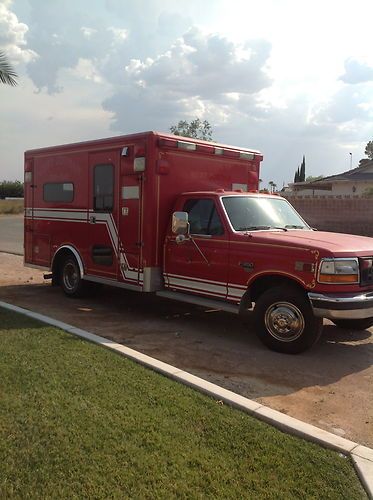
[246,270,313,290]
[52,245,85,278]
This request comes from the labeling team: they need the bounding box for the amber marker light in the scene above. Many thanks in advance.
[318,258,359,284]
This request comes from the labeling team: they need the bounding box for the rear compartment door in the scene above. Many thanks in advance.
[117,151,144,286]
[86,150,120,280]
[24,159,34,262]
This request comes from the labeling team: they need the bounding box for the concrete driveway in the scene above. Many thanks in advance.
[0,252,372,447]
[0,215,23,255]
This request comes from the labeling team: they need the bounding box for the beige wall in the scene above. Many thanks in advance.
[287,197,373,237]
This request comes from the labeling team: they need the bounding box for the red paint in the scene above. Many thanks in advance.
[24,131,373,304]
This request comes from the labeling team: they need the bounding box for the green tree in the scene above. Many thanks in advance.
[364,140,373,160]
[0,51,18,86]
[299,155,306,182]
[294,167,300,183]
[0,180,24,198]
[170,118,213,141]
[293,156,306,183]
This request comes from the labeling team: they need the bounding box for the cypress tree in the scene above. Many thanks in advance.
[300,155,306,182]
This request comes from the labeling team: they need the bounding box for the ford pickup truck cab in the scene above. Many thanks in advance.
[165,191,373,353]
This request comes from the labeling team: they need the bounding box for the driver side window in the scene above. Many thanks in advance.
[183,198,224,236]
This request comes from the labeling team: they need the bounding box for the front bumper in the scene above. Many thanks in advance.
[308,291,373,320]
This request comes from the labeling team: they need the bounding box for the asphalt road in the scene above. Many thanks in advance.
[0,215,23,255]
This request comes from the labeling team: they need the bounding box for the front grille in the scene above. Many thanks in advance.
[360,257,373,286]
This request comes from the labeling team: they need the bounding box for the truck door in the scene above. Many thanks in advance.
[86,151,120,280]
[118,157,143,286]
[164,197,229,300]
[24,159,34,263]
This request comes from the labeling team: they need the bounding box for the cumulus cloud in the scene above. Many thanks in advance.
[0,1,37,63]
[340,58,373,84]
[103,28,272,131]
[125,29,271,99]
[312,83,373,125]
[19,0,193,94]
[22,0,131,93]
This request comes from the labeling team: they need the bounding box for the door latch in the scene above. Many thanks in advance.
[89,215,96,224]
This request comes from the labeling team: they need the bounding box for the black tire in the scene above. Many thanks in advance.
[253,286,323,354]
[60,256,85,297]
[332,318,373,331]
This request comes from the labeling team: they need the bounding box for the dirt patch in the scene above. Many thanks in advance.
[0,252,372,446]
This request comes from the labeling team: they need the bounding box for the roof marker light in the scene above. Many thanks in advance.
[239,152,255,160]
[177,141,196,151]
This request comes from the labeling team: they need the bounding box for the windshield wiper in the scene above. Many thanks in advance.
[238,225,271,231]
[238,225,288,231]
[284,224,305,229]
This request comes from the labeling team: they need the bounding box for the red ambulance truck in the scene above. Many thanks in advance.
[24,131,373,353]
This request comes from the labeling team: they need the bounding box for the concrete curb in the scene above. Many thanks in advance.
[0,299,372,498]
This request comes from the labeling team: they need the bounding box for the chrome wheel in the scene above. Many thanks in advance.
[63,261,79,292]
[264,301,305,342]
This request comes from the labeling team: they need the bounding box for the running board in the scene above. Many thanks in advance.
[156,290,239,314]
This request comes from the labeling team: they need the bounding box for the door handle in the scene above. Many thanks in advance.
[89,215,96,224]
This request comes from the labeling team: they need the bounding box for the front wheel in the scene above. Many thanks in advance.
[332,318,373,331]
[253,286,323,354]
[60,256,85,297]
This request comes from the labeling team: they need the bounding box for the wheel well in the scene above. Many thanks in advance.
[249,275,306,303]
[51,248,81,285]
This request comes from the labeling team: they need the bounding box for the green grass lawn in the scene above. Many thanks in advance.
[0,308,366,499]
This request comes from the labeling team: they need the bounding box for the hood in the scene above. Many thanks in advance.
[244,230,373,257]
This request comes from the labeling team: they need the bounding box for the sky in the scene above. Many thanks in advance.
[1,0,373,188]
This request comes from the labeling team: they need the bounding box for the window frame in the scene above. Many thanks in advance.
[182,197,225,237]
[93,163,114,212]
[43,182,74,203]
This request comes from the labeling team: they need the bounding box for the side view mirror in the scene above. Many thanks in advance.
[172,211,189,235]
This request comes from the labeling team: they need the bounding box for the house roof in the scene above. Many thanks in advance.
[320,160,373,182]
[290,160,373,190]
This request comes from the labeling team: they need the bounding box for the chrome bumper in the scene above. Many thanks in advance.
[308,291,373,320]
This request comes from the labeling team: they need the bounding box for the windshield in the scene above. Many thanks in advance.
[222,196,310,231]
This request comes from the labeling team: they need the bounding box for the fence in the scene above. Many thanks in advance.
[286,197,373,237]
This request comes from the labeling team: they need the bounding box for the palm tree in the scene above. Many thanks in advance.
[0,51,18,86]
[268,181,274,193]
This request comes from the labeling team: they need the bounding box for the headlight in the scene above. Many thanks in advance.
[318,258,359,284]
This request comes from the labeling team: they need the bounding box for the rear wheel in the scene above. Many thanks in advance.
[332,318,373,331]
[253,286,323,354]
[60,256,85,297]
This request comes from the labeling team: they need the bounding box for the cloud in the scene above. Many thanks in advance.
[19,0,193,94]
[103,28,272,131]
[22,0,131,93]
[340,58,373,84]
[312,83,373,125]
[0,1,37,63]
